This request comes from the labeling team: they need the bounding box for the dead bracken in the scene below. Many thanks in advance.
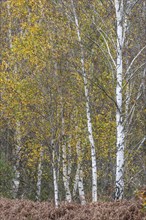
[0,198,146,220]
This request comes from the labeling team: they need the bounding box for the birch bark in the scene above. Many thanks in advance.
[67,141,72,177]
[114,0,125,200]
[62,143,72,202]
[36,148,43,201]
[62,111,72,202]
[71,0,97,202]
[52,144,59,207]
[13,121,21,198]
[73,165,79,198]
[76,141,86,205]
[73,140,86,205]
[78,169,86,205]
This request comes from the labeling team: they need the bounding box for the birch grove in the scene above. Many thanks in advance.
[1,0,145,204]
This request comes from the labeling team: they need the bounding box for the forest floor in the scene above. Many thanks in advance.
[0,198,146,220]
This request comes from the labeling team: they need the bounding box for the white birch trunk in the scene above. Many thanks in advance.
[36,148,43,201]
[52,145,59,207]
[67,142,72,177]
[62,142,72,202]
[73,165,79,197]
[76,141,86,205]
[78,168,86,205]
[73,141,86,205]
[114,0,125,200]
[71,0,97,202]
[61,102,72,202]
[57,145,60,183]
[13,121,21,198]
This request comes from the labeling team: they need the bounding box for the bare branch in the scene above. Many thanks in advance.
[98,29,116,67]
[125,45,146,76]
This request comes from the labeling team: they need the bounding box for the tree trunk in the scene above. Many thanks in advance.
[52,145,59,207]
[13,121,21,198]
[73,141,86,205]
[114,0,125,200]
[76,141,86,205]
[73,165,79,198]
[36,148,43,201]
[62,114,72,202]
[71,0,97,202]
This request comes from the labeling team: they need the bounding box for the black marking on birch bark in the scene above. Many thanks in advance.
[115,182,124,200]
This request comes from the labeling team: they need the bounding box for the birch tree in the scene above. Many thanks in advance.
[114,0,146,199]
[62,114,72,203]
[114,0,125,200]
[73,140,86,205]
[36,148,43,201]
[52,142,59,207]
[12,121,21,198]
[70,0,97,202]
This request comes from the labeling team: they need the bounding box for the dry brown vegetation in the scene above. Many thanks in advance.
[0,198,146,220]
